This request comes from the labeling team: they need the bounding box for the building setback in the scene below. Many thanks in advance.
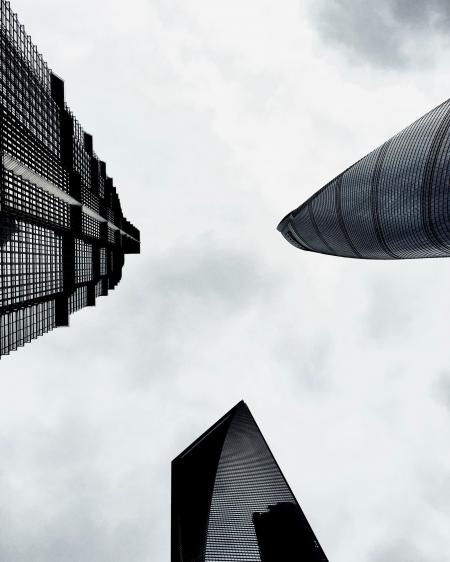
[172,401,328,562]
[278,98,450,259]
[0,1,140,357]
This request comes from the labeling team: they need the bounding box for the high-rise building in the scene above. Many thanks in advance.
[0,1,140,357]
[278,98,450,259]
[171,401,328,562]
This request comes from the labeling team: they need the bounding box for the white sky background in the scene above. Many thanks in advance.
[2,1,450,560]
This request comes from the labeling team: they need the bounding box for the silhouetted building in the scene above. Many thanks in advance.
[278,98,450,259]
[253,502,327,561]
[0,1,140,356]
[172,401,328,562]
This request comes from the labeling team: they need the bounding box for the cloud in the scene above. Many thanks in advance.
[432,372,450,411]
[363,273,415,342]
[147,236,280,310]
[0,415,163,562]
[309,0,450,68]
[370,540,430,562]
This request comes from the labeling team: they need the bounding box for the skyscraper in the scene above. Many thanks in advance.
[278,98,450,259]
[0,1,140,357]
[172,401,328,562]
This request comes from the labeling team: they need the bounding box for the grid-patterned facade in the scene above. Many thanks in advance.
[172,401,328,562]
[278,98,450,259]
[0,1,140,357]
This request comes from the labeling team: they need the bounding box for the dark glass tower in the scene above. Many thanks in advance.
[278,98,450,259]
[0,1,140,357]
[172,401,328,562]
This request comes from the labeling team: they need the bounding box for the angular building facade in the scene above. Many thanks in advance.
[278,98,450,259]
[0,1,140,357]
[172,401,328,562]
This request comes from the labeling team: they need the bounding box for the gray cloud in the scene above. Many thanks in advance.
[147,237,280,310]
[363,273,415,342]
[0,419,161,562]
[97,237,285,387]
[309,0,450,68]
[432,372,450,411]
[370,540,431,562]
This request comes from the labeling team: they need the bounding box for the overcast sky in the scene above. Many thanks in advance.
[2,1,450,560]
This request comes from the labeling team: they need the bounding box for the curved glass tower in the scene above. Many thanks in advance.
[278,98,450,259]
[171,401,328,562]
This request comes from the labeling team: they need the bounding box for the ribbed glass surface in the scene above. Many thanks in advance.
[205,405,296,561]
[278,98,450,259]
[172,402,328,562]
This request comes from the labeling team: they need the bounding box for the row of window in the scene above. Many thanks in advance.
[1,107,69,192]
[81,213,101,240]
[0,0,50,88]
[74,238,93,284]
[0,216,114,308]
[0,298,56,356]
[0,218,63,307]
[68,285,87,315]
[0,31,59,156]
[205,407,299,561]
[2,168,70,230]
[288,99,450,259]
[95,279,105,298]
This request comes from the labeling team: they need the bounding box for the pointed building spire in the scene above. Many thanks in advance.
[172,402,328,561]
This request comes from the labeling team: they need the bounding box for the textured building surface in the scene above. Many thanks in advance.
[0,1,140,357]
[278,98,450,259]
[172,401,328,562]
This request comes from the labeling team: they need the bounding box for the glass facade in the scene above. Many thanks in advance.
[0,1,140,357]
[172,401,328,562]
[278,98,450,259]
